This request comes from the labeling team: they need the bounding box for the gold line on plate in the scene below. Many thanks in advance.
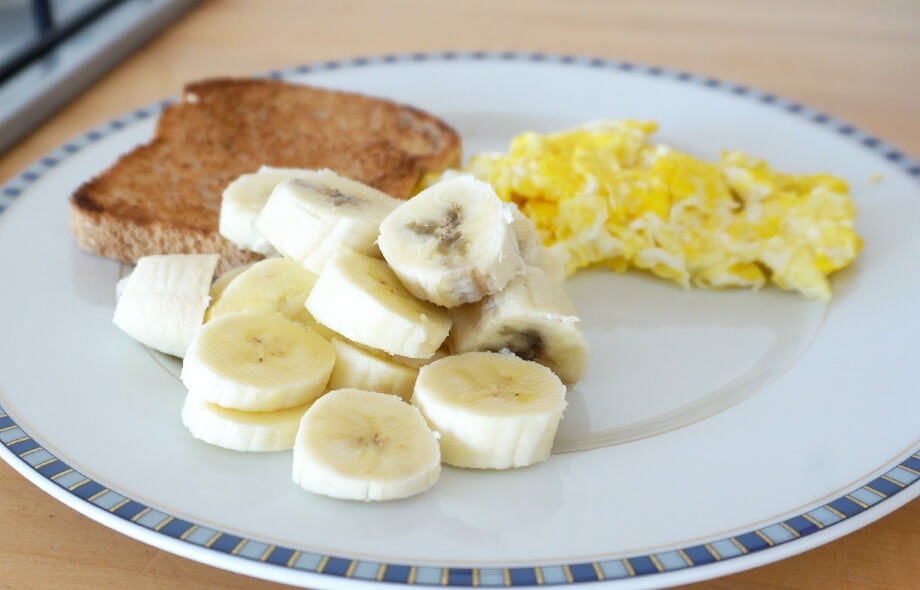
[18,446,43,458]
[845,494,869,509]
[729,537,749,554]
[779,521,802,538]
[824,505,847,520]
[316,555,330,573]
[622,559,637,577]
[33,457,57,469]
[87,488,109,503]
[50,468,74,481]
[154,516,174,532]
[345,561,358,578]
[286,550,301,568]
[204,531,222,548]
[754,530,775,547]
[802,513,825,529]
[108,498,130,513]
[535,568,546,585]
[881,475,906,488]
[899,464,920,477]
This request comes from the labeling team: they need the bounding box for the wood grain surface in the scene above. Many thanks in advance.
[1,1,918,588]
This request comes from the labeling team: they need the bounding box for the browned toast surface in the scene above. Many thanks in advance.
[69,78,462,273]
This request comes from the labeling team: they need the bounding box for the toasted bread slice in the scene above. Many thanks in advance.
[69,78,462,273]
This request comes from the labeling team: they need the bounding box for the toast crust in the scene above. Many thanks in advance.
[69,78,462,273]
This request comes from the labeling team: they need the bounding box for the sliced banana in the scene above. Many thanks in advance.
[328,337,419,401]
[254,169,401,273]
[204,257,333,339]
[180,310,335,411]
[508,201,544,269]
[411,351,567,470]
[508,202,567,283]
[305,251,452,359]
[377,175,525,307]
[448,265,590,384]
[113,253,219,358]
[292,388,441,501]
[209,261,256,304]
[181,392,312,452]
[220,166,315,256]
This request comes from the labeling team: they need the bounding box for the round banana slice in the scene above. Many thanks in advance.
[112,253,220,358]
[377,175,525,307]
[180,310,335,412]
[204,257,333,339]
[448,265,590,384]
[305,251,452,359]
[181,392,312,452]
[292,388,441,501]
[328,337,419,401]
[411,351,567,470]
[254,169,401,273]
[219,166,314,256]
[208,261,256,305]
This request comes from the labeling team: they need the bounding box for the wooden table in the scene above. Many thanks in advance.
[2,1,918,588]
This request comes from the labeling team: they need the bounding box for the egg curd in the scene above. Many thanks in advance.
[463,120,862,302]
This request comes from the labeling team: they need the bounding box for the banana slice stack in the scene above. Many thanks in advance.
[111,168,591,502]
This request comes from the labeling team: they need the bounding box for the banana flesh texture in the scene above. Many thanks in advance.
[449,265,591,384]
[181,393,311,452]
[112,253,219,358]
[254,169,401,273]
[377,175,525,308]
[328,337,419,401]
[219,166,315,256]
[411,351,567,469]
[292,388,441,501]
[204,257,334,340]
[180,310,335,412]
[508,202,567,283]
[305,251,452,359]
[111,167,593,500]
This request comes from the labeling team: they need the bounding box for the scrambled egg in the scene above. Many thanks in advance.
[466,120,862,301]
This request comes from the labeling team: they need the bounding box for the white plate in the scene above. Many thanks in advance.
[1,52,919,589]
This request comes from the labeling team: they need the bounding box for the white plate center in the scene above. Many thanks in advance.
[555,269,826,451]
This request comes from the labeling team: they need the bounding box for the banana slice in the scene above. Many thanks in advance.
[254,169,401,273]
[508,201,544,269]
[113,253,219,358]
[219,166,314,256]
[508,202,567,283]
[209,261,256,304]
[180,310,335,411]
[305,251,452,359]
[328,337,419,401]
[377,175,525,307]
[204,257,333,339]
[181,392,312,452]
[292,388,441,501]
[411,351,567,470]
[448,265,590,384]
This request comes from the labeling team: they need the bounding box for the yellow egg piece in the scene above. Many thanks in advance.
[461,119,862,302]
